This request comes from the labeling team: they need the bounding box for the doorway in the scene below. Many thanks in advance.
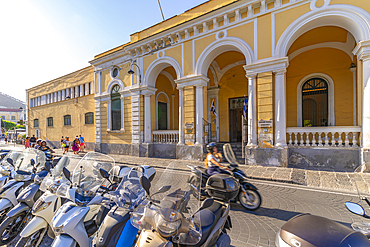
[229,97,245,142]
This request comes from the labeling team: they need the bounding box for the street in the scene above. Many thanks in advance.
[0,144,367,247]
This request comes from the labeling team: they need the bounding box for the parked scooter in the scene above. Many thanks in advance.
[15,154,80,247]
[91,168,153,247]
[188,144,261,210]
[0,149,47,227]
[0,151,22,189]
[50,152,118,247]
[0,150,11,162]
[130,162,233,247]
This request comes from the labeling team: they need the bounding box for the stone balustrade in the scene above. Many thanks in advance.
[152,130,179,143]
[286,126,361,147]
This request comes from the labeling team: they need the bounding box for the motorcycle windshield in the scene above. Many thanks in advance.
[110,168,147,208]
[0,151,21,169]
[15,149,46,172]
[131,161,202,245]
[71,152,114,199]
[40,154,79,192]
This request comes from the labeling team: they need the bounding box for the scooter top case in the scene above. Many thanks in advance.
[278,214,370,247]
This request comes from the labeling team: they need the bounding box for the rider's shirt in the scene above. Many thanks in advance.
[207,154,221,167]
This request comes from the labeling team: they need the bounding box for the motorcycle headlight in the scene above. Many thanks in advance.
[32,199,52,213]
[14,174,25,181]
[155,213,181,237]
[49,184,58,194]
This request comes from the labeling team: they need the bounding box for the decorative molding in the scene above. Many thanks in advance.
[353,40,370,61]
[244,57,289,75]
[175,75,209,88]
[297,73,335,127]
[143,56,182,87]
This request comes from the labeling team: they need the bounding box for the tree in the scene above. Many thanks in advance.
[0,118,24,130]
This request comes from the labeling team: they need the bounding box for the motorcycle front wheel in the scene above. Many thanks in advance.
[238,189,261,211]
[15,227,47,247]
[0,212,27,245]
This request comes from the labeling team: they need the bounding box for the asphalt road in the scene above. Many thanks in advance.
[0,145,367,247]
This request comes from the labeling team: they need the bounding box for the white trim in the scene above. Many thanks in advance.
[144,56,182,87]
[297,73,335,127]
[106,80,124,94]
[350,67,357,126]
[275,5,370,58]
[195,36,254,76]
[172,94,175,130]
[156,91,171,130]
[254,19,257,60]
[271,12,275,56]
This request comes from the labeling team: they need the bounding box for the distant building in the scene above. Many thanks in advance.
[0,93,26,137]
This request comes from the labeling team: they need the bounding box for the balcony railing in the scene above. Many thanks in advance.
[152,130,179,144]
[286,126,361,147]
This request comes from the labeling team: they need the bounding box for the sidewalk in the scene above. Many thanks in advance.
[2,143,369,194]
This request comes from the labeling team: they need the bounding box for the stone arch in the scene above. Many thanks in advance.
[195,37,254,76]
[106,79,124,94]
[143,56,182,87]
[275,5,370,58]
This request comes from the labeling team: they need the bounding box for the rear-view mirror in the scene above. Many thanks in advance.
[45,162,52,173]
[345,201,365,216]
[30,159,35,166]
[157,185,171,194]
[63,167,71,183]
[139,175,151,197]
[6,158,13,166]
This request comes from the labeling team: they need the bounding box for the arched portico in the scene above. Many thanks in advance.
[143,56,182,87]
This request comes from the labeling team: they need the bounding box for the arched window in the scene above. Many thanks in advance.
[63,115,71,126]
[85,112,94,124]
[111,85,121,130]
[156,92,170,130]
[302,78,328,127]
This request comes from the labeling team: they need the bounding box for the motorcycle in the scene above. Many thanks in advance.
[0,151,22,189]
[276,165,370,247]
[91,167,153,247]
[50,152,118,247]
[0,149,47,229]
[0,150,11,161]
[187,144,261,211]
[15,154,80,247]
[130,161,233,247]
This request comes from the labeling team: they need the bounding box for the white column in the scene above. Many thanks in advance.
[46,94,49,104]
[247,73,257,146]
[85,83,89,95]
[362,58,370,148]
[58,91,61,101]
[195,85,204,145]
[71,88,74,98]
[131,93,141,144]
[178,87,185,144]
[274,69,287,146]
[351,66,357,126]
[120,95,125,131]
[144,94,152,143]
[107,99,111,131]
[172,94,175,130]
[75,86,79,97]
[62,90,65,101]
[80,85,84,97]
[95,100,101,145]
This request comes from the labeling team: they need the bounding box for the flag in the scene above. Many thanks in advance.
[210,100,217,116]
[243,95,248,120]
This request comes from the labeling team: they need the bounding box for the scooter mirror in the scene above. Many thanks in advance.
[30,159,35,166]
[99,168,109,179]
[157,185,171,194]
[63,167,72,183]
[6,158,13,166]
[345,201,365,216]
[200,198,214,210]
[139,175,151,197]
[45,162,52,173]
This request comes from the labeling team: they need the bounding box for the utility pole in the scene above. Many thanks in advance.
[157,0,165,21]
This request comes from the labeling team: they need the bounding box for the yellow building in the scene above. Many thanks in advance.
[27,66,95,148]
[28,0,370,169]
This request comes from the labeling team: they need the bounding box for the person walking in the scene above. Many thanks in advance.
[63,137,70,154]
[25,137,30,149]
[30,135,36,147]
[79,135,85,152]
[60,136,65,151]
[72,136,80,155]
[4,136,7,144]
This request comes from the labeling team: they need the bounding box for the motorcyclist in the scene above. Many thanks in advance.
[34,139,42,149]
[205,142,230,176]
[38,140,55,153]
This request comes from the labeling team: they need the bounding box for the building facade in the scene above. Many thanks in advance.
[28,0,370,169]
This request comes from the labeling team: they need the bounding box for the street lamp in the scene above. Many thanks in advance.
[128,62,142,85]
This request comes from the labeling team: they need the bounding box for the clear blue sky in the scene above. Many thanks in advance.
[0,0,207,102]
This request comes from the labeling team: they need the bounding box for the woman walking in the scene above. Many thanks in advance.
[63,137,70,155]
[72,136,80,155]
[24,137,30,149]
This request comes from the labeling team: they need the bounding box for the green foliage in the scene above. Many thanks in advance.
[0,118,25,130]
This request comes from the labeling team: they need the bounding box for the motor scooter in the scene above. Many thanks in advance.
[0,151,22,189]
[130,162,233,247]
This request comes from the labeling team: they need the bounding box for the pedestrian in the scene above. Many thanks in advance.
[34,139,42,149]
[60,136,65,151]
[63,137,70,155]
[30,135,36,148]
[79,135,85,152]
[72,136,80,155]
[4,136,7,144]
[25,137,30,149]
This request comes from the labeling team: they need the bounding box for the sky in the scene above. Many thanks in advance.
[0,0,207,102]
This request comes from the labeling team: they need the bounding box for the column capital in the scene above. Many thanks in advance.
[245,72,258,79]
[350,67,357,73]
[273,68,287,75]
[140,86,157,96]
[353,40,370,61]
[244,57,289,75]
[175,75,209,88]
